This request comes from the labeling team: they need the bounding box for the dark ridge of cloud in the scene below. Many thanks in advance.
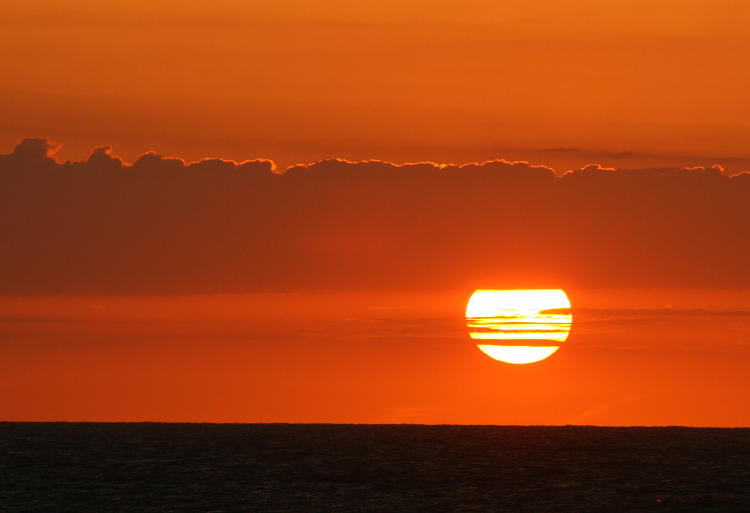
[0,316,69,324]
[543,307,750,333]
[537,146,750,162]
[9,138,60,161]
[1,138,749,295]
[540,147,641,159]
[537,146,750,170]
[543,308,750,318]
[540,147,648,159]
[539,147,585,153]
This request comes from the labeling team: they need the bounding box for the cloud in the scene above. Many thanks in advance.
[0,316,69,324]
[537,146,750,169]
[542,308,750,333]
[1,138,749,294]
[544,307,750,318]
[7,137,60,161]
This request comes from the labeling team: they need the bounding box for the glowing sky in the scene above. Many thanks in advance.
[1,289,749,425]
[2,0,749,426]
[2,0,750,171]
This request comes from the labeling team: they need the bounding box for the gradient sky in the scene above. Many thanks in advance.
[2,0,750,171]
[2,289,749,425]
[2,1,749,425]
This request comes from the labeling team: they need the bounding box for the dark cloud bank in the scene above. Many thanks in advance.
[2,138,749,294]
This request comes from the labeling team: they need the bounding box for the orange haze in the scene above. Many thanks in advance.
[2,0,750,172]
[1,289,749,426]
[2,1,749,426]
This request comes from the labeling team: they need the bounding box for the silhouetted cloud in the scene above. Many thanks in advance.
[537,146,750,167]
[543,307,750,329]
[1,138,749,294]
[575,308,750,318]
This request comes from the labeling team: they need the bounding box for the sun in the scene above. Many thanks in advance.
[465,289,572,364]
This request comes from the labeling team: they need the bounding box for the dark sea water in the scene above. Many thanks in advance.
[1,423,749,512]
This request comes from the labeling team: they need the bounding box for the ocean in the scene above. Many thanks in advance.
[1,423,748,512]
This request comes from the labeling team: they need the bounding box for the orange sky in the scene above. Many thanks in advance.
[2,1,750,426]
[1,289,749,426]
[2,0,750,171]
